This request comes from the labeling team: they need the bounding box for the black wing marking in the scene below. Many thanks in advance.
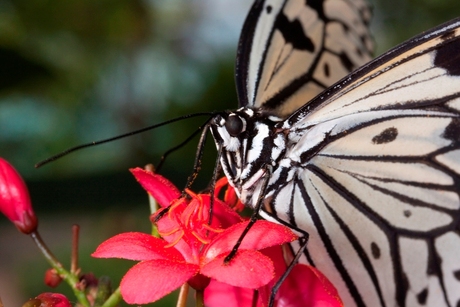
[265,18,460,306]
[235,0,373,118]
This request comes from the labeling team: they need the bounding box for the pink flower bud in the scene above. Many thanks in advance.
[0,158,37,234]
[31,293,71,307]
[44,269,63,288]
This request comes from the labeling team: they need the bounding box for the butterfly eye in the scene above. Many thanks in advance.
[225,115,245,137]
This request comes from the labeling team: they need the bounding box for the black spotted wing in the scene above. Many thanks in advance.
[235,0,373,118]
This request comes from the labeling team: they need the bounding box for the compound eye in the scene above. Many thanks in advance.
[225,115,245,137]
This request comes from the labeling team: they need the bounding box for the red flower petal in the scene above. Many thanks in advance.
[130,168,180,207]
[259,264,343,307]
[153,202,202,263]
[204,280,259,307]
[200,195,243,228]
[121,259,199,304]
[201,250,274,289]
[203,221,297,263]
[0,158,37,234]
[215,177,244,211]
[92,232,184,262]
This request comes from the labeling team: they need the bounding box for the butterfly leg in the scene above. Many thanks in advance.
[154,123,215,223]
[208,144,223,224]
[224,164,273,263]
[268,235,309,307]
[156,123,206,172]
[184,123,212,190]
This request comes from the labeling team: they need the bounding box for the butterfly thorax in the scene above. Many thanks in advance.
[210,107,287,209]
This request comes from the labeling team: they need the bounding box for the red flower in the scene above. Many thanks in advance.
[0,158,37,234]
[204,245,344,307]
[22,293,71,307]
[92,168,298,305]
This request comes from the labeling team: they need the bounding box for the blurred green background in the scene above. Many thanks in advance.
[0,0,459,306]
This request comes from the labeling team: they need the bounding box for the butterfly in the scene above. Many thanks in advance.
[206,0,460,306]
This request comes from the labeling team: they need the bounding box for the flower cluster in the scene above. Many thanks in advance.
[0,158,344,307]
[93,168,299,304]
[93,168,344,306]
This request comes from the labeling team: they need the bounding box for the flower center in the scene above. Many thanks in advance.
[157,189,223,248]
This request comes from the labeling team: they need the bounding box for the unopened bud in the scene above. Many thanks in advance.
[44,269,63,288]
[31,293,71,307]
[0,158,37,234]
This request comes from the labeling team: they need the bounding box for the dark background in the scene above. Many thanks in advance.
[0,0,459,306]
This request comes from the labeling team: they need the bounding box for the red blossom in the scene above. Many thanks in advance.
[92,168,298,305]
[0,158,37,234]
[204,245,343,307]
[22,293,71,307]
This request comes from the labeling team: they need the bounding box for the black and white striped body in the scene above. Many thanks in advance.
[210,18,460,307]
[210,108,286,206]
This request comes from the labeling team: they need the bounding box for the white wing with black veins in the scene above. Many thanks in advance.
[211,0,460,306]
[267,19,460,307]
[236,0,373,118]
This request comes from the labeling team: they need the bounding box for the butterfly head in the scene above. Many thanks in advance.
[210,108,286,208]
[210,108,255,153]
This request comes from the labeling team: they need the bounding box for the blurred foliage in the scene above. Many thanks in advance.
[0,0,458,182]
[0,0,150,93]
[0,0,150,177]
[372,0,460,55]
[0,0,459,306]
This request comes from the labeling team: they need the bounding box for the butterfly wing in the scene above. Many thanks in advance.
[265,18,460,306]
[235,0,374,118]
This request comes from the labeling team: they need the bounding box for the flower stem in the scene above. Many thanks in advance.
[145,164,161,237]
[177,283,189,307]
[100,287,122,307]
[30,230,91,307]
[30,231,61,265]
[149,194,160,237]
[195,289,204,307]
[71,225,79,274]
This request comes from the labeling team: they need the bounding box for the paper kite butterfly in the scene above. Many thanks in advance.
[206,0,460,306]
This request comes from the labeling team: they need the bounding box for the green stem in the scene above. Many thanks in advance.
[100,287,122,307]
[149,194,160,237]
[176,284,189,307]
[30,231,91,307]
[30,231,60,265]
[195,289,204,307]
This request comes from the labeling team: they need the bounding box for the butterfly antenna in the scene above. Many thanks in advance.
[35,112,215,168]
[156,118,213,172]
